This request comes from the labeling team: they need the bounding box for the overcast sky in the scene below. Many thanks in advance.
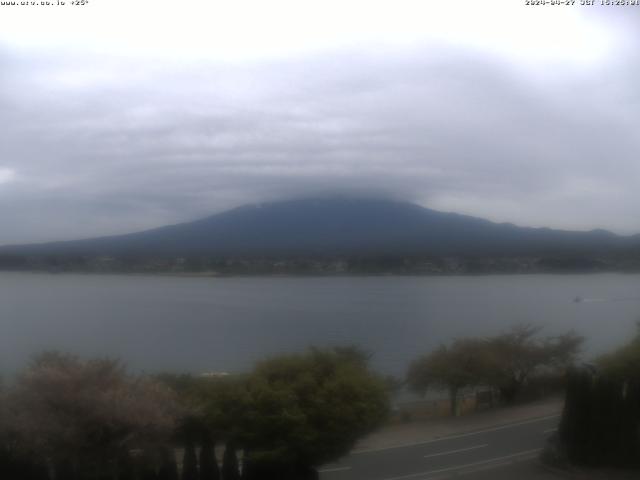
[1,1,639,244]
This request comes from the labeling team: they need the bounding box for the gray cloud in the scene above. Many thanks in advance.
[2,32,640,245]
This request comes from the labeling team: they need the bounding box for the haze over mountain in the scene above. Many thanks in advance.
[3,4,640,245]
[1,198,637,258]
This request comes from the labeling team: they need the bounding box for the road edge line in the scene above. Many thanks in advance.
[352,413,560,455]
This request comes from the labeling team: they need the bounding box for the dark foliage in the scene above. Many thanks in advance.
[116,449,135,480]
[0,449,49,480]
[237,348,388,473]
[559,368,640,468]
[54,457,76,480]
[199,435,219,480]
[182,441,198,480]
[221,442,240,480]
[240,456,318,480]
[2,347,388,480]
[158,447,179,480]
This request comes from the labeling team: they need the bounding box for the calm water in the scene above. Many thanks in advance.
[0,272,639,376]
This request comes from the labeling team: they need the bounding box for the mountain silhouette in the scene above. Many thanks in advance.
[1,197,636,257]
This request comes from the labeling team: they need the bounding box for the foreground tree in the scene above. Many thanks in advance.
[558,365,640,467]
[554,323,640,467]
[599,322,640,379]
[158,446,180,480]
[159,374,248,480]
[7,352,181,479]
[238,347,389,479]
[199,434,220,480]
[221,441,240,480]
[407,325,583,410]
[407,338,486,416]
[182,440,198,480]
[483,325,583,402]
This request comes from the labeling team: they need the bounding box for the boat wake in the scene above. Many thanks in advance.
[574,296,640,303]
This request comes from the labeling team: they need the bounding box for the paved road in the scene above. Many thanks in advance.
[319,414,560,480]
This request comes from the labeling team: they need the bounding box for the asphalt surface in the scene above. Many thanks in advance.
[319,414,560,480]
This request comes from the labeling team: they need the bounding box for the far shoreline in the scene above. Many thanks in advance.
[2,268,640,278]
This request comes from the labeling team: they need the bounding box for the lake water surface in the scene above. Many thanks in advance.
[0,272,639,376]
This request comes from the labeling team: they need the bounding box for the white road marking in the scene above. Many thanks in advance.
[380,448,542,480]
[352,414,560,455]
[423,443,488,459]
[318,466,352,473]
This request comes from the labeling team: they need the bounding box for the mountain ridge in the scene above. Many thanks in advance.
[0,197,637,258]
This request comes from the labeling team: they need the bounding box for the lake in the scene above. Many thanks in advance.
[0,272,638,377]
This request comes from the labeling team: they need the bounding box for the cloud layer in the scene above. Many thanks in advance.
[1,3,639,244]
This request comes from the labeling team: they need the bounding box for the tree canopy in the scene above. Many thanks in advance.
[407,325,583,412]
[558,326,640,469]
[482,325,583,402]
[407,338,486,415]
[4,352,181,479]
[598,322,640,380]
[236,347,389,478]
[156,346,390,479]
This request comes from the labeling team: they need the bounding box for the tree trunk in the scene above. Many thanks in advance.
[182,441,198,480]
[221,442,239,480]
[199,436,219,480]
[449,386,459,416]
[158,447,179,480]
